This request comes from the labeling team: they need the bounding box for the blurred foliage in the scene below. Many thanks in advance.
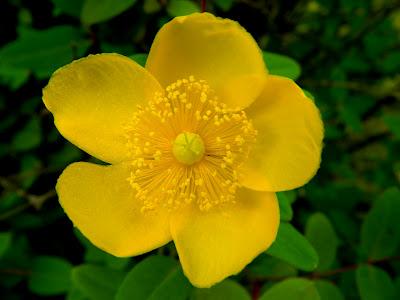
[0,0,400,299]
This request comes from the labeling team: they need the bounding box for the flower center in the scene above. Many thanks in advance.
[172,132,205,165]
[124,76,257,212]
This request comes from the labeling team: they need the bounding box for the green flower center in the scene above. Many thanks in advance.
[172,132,205,165]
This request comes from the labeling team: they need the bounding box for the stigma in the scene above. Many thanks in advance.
[172,132,205,165]
[124,76,257,212]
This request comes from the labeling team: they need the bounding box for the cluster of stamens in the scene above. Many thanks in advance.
[124,76,257,212]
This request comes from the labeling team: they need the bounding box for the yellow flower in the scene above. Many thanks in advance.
[43,13,323,287]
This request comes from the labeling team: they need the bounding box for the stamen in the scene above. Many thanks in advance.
[124,77,257,212]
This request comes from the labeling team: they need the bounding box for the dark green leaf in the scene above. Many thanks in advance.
[49,144,83,169]
[81,0,137,25]
[129,53,148,67]
[356,265,396,300]
[167,0,200,17]
[305,213,339,271]
[191,279,251,300]
[0,65,30,90]
[11,117,42,152]
[20,155,42,188]
[143,0,161,14]
[116,255,191,300]
[0,231,12,257]
[72,265,125,300]
[0,26,89,79]
[267,223,319,271]
[51,0,83,17]
[28,256,72,295]
[214,0,235,11]
[360,187,400,259]
[67,285,88,300]
[263,52,302,80]
[248,254,297,278]
[315,280,344,300]
[259,278,320,300]
[383,114,400,139]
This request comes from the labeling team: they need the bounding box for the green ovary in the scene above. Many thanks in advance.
[173,132,205,165]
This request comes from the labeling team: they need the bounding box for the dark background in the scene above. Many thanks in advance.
[0,0,400,299]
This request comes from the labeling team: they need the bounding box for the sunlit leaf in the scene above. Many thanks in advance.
[263,52,301,80]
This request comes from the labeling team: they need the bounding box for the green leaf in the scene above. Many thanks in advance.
[72,265,125,300]
[20,155,42,188]
[11,117,42,152]
[214,0,235,11]
[394,277,400,300]
[248,254,297,278]
[28,256,72,295]
[267,223,319,271]
[191,279,251,300]
[303,89,315,100]
[259,278,320,300]
[315,280,345,300]
[360,187,400,259]
[116,255,191,300]
[263,52,302,80]
[81,0,137,25]
[0,231,12,257]
[167,0,200,17]
[305,213,339,271]
[49,144,83,169]
[51,0,83,18]
[277,192,293,221]
[383,114,400,139]
[0,65,30,90]
[144,0,161,14]
[356,265,396,300]
[129,53,148,67]
[0,26,89,79]
[67,285,88,300]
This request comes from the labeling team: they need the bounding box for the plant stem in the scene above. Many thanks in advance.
[201,0,206,12]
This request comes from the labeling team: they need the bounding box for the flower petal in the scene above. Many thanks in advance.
[242,75,324,191]
[56,162,171,257]
[170,189,279,287]
[43,53,163,164]
[146,13,267,109]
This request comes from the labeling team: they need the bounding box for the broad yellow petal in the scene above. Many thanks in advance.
[57,162,171,257]
[170,189,279,287]
[146,13,267,109]
[43,53,163,164]
[242,75,323,191]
